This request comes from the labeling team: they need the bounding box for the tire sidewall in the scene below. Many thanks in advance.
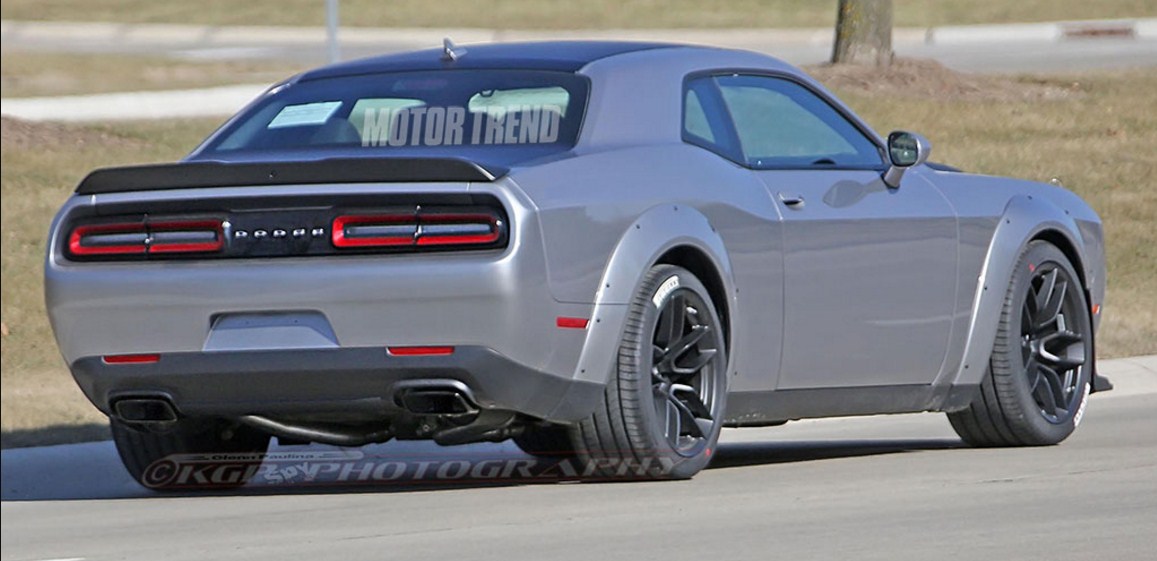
[624,265,728,479]
[998,242,1092,443]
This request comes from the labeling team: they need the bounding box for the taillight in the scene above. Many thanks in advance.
[416,213,502,246]
[332,214,415,248]
[68,222,148,256]
[68,218,224,258]
[332,208,503,249]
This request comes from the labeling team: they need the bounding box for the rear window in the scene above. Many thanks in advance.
[200,70,588,163]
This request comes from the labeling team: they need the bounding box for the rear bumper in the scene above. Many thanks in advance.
[72,346,603,423]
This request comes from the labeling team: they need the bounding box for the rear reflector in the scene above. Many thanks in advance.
[556,317,590,329]
[387,346,456,357]
[69,218,223,257]
[333,208,502,249]
[102,353,161,364]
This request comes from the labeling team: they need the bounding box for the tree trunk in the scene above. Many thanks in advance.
[831,0,893,66]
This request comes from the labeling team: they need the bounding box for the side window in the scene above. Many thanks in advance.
[682,79,742,161]
[714,75,882,169]
[684,89,715,143]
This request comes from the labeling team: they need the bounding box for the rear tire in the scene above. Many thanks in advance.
[571,265,728,480]
[111,418,271,490]
[948,241,1092,446]
[512,424,576,458]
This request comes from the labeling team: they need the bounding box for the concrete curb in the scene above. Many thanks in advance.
[3,18,1154,53]
[1095,354,1157,398]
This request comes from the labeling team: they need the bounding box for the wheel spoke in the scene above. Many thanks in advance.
[1025,354,1039,379]
[1023,291,1038,326]
[671,384,712,418]
[1039,330,1085,371]
[660,293,686,348]
[660,325,709,364]
[1033,269,1058,324]
[668,394,711,439]
[1031,369,1056,416]
[1038,364,1066,414]
[1037,278,1068,330]
[669,349,718,377]
[653,383,678,440]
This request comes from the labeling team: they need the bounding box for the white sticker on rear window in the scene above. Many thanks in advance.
[268,101,343,128]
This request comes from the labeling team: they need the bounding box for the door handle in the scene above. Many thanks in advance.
[778,192,805,208]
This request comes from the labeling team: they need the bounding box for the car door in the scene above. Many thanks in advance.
[700,73,959,388]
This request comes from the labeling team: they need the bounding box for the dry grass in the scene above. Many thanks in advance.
[2,67,1154,448]
[1,117,224,447]
[1,0,1153,29]
[1,51,308,98]
[818,65,1157,358]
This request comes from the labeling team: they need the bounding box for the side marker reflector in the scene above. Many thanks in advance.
[556,317,590,329]
[102,354,161,364]
[387,346,455,357]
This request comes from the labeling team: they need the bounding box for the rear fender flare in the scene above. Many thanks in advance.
[571,204,735,387]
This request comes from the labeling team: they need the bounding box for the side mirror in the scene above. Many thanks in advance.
[882,131,931,188]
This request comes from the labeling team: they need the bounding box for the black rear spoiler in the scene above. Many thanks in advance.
[75,158,508,195]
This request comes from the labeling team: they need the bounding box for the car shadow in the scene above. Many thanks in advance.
[1,422,110,450]
[708,438,965,470]
[1,436,965,502]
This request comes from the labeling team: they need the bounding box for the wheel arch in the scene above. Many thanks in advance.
[568,204,736,388]
[950,194,1093,389]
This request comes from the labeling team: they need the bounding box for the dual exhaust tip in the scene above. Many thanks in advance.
[110,381,480,425]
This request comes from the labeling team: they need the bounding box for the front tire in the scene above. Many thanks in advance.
[572,265,728,479]
[948,241,1093,446]
[111,418,271,490]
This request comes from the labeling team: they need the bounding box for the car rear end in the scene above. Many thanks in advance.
[44,63,604,446]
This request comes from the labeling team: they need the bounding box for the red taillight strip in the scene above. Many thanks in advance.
[416,213,502,246]
[332,214,415,248]
[102,353,161,364]
[387,346,456,356]
[69,222,149,256]
[148,220,225,254]
[69,219,223,257]
[332,210,503,249]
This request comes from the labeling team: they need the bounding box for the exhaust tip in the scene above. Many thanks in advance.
[397,389,478,415]
[113,398,179,423]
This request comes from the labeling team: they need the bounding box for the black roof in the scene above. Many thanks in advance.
[299,41,680,81]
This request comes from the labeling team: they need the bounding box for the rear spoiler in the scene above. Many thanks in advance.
[75,158,508,195]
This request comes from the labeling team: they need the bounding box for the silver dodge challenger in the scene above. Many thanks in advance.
[46,41,1109,486]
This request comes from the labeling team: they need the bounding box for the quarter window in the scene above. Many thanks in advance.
[684,74,882,169]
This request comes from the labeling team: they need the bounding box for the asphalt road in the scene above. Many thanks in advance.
[3,357,1155,561]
